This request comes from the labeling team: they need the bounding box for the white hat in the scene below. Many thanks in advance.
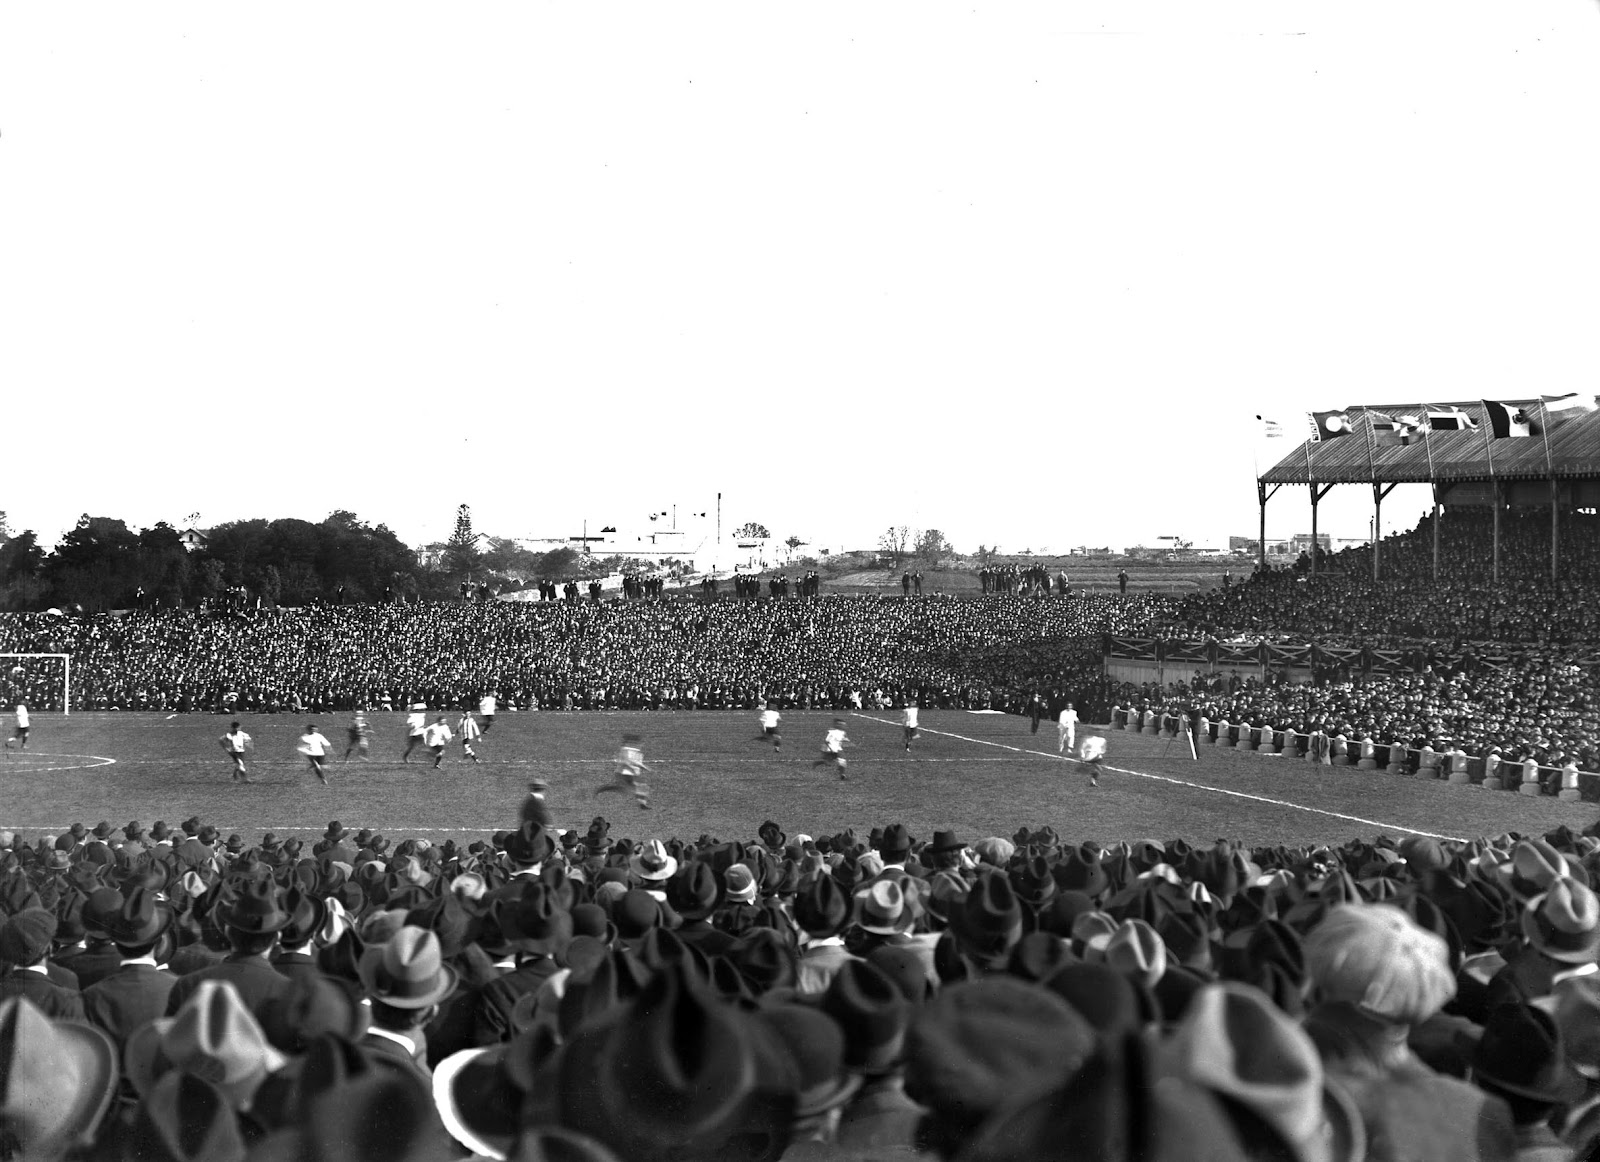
[628,839,678,883]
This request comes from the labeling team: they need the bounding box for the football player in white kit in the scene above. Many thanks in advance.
[401,703,428,763]
[902,704,920,752]
[813,719,853,779]
[1077,734,1107,787]
[597,734,652,809]
[756,707,782,751]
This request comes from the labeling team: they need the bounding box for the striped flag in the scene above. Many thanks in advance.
[1542,393,1599,416]
[1481,400,1533,439]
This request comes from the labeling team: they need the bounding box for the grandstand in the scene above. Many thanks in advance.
[1257,398,1600,581]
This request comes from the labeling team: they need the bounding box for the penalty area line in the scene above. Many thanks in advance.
[849,713,1464,841]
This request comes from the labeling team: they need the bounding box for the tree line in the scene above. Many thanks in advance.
[0,509,589,613]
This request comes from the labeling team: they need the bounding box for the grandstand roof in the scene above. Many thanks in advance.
[1259,400,1600,485]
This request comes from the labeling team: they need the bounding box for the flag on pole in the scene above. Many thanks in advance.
[1308,411,1352,442]
[1541,392,1599,416]
[1255,415,1284,438]
[1427,406,1477,432]
[1481,400,1533,439]
[1367,412,1402,443]
[1392,413,1425,445]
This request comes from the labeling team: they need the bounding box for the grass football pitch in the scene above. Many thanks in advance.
[2,711,1592,848]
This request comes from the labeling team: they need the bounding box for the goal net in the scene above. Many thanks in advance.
[0,654,72,716]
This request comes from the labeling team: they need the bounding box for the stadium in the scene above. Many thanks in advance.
[6,398,1600,1157]
[10,1,1600,1154]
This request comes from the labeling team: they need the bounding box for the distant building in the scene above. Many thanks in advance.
[177,529,209,554]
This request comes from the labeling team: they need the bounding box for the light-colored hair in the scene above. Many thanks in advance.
[972,837,1016,868]
[1304,903,1456,1025]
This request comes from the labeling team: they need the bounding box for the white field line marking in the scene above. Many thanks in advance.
[0,751,118,774]
[850,714,1465,841]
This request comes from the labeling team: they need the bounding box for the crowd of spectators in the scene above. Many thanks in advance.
[1159,510,1600,649]
[1110,508,1600,779]
[9,804,1600,1159]
[1114,652,1600,781]
[5,506,1600,773]
[0,595,1169,720]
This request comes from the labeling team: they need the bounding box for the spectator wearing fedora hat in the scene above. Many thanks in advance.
[0,909,85,1021]
[59,887,128,993]
[629,839,678,898]
[850,880,919,961]
[795,876,858,998]
[1488,880,1600,1013]
[360,926,458,1086]
[476,891,572,1045]
[164,879,293,1018]
[80,887,178,1050]
[126,979,288,1116]
[172,824,219,871]
[924,830,967,872]
[1472,1002,1585,1159]
[522,962,799,1162]
[269,884,328,989]
[0,996,119,1160]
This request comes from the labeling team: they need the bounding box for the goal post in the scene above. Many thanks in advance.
[0,653,72,716]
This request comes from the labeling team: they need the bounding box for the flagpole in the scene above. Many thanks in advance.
[1358,411,1381,581]
[1538,401,1556,478]
[1417,405,1437,480]
[1302,420,1319,578]
[1479,402,1496,480]
[1359,408,1378,482]
[1480,406,1500,583]
[1538,403,1558,581]
[1418,405,1441,582]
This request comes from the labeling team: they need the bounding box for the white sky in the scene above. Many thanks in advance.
[3,1,1597,556]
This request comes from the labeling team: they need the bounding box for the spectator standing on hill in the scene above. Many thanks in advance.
[423,716,453,769]
[5,702,28,750]
[1118,568,1129,596]
[219,721,252,782]
[402,703,427,763]
[297,723,333,785]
